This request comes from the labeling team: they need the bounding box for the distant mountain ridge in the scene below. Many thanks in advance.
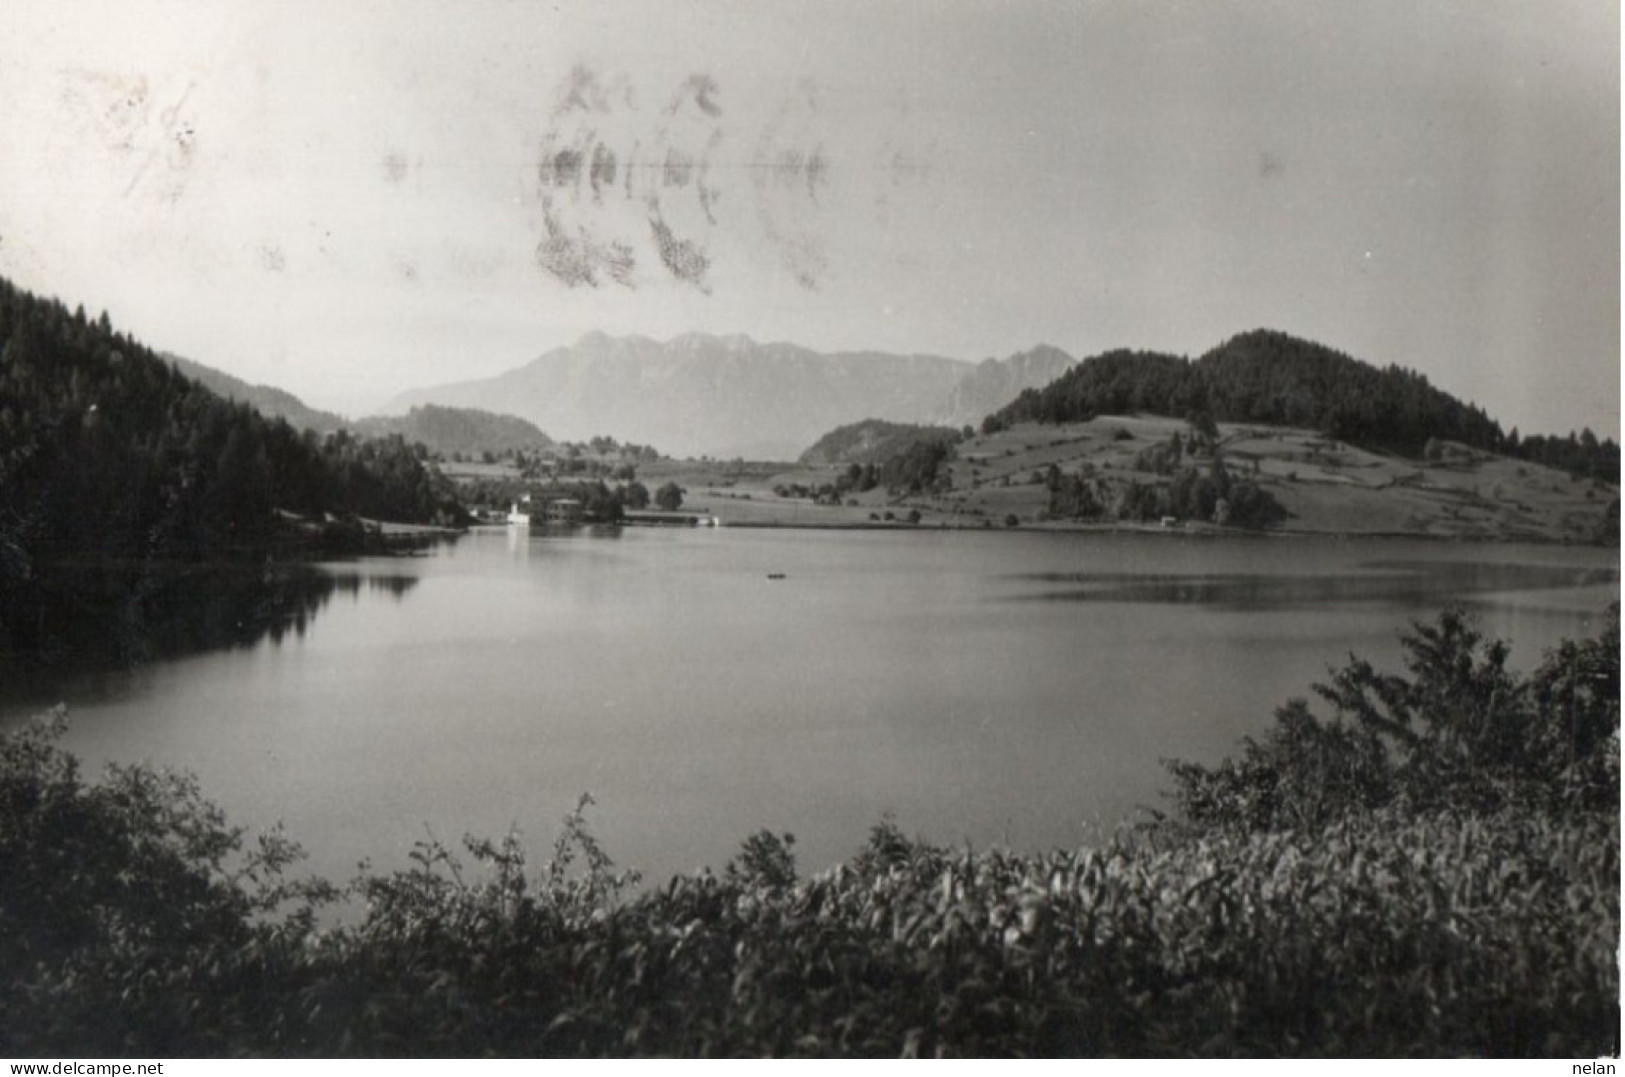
[166,355,555,457]
[382,333,1078,459]
[931,344,1077,429]
[165,354,347,433]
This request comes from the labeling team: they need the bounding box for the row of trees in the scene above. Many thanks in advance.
[457,477,685,521]
[989,329,1619,478]
[1514,428,1618,483]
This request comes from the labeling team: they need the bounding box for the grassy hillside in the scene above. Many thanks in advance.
[992,330,1617,484]
[657,416,1616,542]
[993,330,1499,458]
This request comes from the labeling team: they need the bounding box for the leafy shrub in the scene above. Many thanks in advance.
[0,709,335,1055]
[726,830,798,888]
[1164,605,1621,830]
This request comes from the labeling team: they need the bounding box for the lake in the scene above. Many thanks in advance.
[2,528,1617,887]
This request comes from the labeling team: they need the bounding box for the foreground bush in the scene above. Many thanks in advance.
[0,609,1617,1057]
[1164,604,1620,829]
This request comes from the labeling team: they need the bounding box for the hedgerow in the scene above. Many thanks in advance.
[0,608,1617,1056]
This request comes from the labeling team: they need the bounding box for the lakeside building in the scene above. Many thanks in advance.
[543,498,585,525]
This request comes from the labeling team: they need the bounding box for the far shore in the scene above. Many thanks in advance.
[476,515,1614,546]
[441,416,1616,546]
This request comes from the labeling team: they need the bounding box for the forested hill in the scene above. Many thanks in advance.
[353,405,553,458]
[798,420,961,466]
[991,329,1618,478]
[0,276,461,574]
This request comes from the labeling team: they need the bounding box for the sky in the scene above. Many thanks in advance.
[0,0,1617,438]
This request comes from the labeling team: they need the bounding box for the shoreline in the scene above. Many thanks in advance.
[539,514,1618,547]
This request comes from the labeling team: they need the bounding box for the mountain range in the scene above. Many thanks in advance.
[165,354,553,457]
[380,332,1078,459]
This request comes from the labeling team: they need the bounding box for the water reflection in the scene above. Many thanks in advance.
[0,562,418,696]
[503,524,532,561]
[502,523,625,561]
[1012,559,1617,610]
[4,529,1614,891]
[365,575,420,600]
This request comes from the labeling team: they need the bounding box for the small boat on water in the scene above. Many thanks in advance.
[507,502,531,527]
[767,573,786,580]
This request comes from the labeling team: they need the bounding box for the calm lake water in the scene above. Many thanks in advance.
[3,528,1617,886]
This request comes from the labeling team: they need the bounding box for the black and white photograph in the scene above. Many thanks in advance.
[0,0,1618,1059]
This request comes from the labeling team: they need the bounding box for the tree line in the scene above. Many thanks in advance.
[988,328,1619,479]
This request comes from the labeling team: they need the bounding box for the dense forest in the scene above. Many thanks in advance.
[0,605,1614,1056]
[989,329,1619,480]
[0,276,464,663]
[0,276,462,562]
